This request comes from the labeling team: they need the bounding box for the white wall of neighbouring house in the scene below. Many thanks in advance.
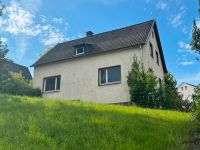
[178,83,196,102]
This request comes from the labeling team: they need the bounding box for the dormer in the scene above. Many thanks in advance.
[74,43,94,56]
[75,45,85,55]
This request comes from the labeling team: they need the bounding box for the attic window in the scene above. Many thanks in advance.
[76,46,85,55]
[152,31,154,38]
[149,42,154,58]
[156,51,159,65]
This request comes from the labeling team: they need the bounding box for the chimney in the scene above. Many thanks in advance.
[86,31,94,37]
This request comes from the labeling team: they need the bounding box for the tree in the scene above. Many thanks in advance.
[127,58,188,111]
[162,73,183,110]
[199,0,200,14]
[191,20,200,54]
[127,59,159,108]
[0,1,3,16]
[190,0,200,57]
[0,73,41,97]
[0,0,9,78]
[0,40,8,62]
[193,85,200,120]
[0,0,8,62]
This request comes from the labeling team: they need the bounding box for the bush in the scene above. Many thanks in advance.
[161,73,184,111]
[193,86,200,121]
[0,73,41,97]
[127,59,186,111]
[127,60,159,108]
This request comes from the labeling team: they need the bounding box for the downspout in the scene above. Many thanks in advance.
[140,44,143,65]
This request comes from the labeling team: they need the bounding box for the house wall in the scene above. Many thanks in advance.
[142,28,165,81]
[178,83,195,102]
[34,47,142,103]
[33,29,165,104]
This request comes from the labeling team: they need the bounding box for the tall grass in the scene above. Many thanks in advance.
[0,94,192,150]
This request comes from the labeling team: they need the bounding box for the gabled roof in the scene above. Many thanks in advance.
[0,60,32,80]
[178,82,197,88]
[32,19,167,73]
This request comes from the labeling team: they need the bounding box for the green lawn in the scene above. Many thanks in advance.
[0,94,193,150]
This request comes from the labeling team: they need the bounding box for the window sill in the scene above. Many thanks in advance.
[99,81,121,86]
[43,90,60,94]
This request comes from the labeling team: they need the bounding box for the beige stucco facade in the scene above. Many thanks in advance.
[33,28,165,103]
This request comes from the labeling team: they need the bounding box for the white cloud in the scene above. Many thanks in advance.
[41,29,69,47]
[169,13,183,27]
[178,41,191,49]
[40,15,47,23]
[169,6,186,28]
[19,0,42,15]
[0,0,70,59]
[179,61,194,66]
[1,37,8,43]
[42,25,50,31]
[156,1,168,10]
[3,1,41,36]
[195,19,200,28]
[53,18,63,24]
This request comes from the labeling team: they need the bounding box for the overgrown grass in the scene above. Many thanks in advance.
[0,94,193,150]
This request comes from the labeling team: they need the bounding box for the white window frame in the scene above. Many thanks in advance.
[43,76,61,93]
[75,46,85,55]
[99,66,121,86]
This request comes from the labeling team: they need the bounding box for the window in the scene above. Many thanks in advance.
[181,87,183,91]
[43,76,61,92]
[185,86,187,90]
[76,46,85,55]
[149,42,154,58]
[99,66,121,85]
[152,31,154,38]
[148,68,153,73]
[156,51,159,65]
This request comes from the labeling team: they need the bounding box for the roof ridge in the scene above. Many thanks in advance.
[32,19,158,67]
[5,60,28,69]
[178,82,197,88]
[60,19,155,44]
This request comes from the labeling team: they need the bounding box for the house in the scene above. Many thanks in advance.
[32,20,167,104]
[0,60,32,80]
[178,82,197,102]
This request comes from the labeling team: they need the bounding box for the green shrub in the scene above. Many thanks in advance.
[127,60,159,108]
[193,86,200,120]
[161,73,184,111]
[127,59,186,111]
[0,73,41,97]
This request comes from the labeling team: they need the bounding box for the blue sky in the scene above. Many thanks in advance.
[0,0,199,85]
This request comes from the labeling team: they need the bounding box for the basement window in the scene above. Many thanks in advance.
[43,75,61,92]
[99,65,121,85]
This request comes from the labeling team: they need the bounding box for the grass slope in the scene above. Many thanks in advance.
[0,94,192,150]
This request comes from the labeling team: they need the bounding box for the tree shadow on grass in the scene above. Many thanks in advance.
[0,95,191,150]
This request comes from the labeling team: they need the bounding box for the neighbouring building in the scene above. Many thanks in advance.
[178,82,197,102]
[0,60,32,80]
[32,20,167,104]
